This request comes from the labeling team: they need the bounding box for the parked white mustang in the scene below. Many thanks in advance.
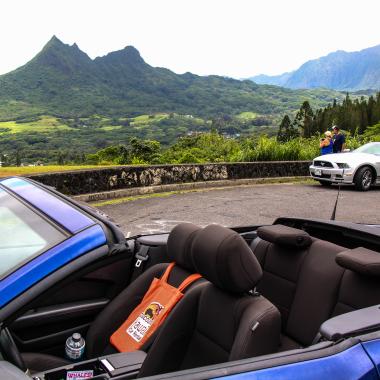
[309,142,380,191]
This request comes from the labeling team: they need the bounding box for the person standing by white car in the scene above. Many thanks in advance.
[332,126,346,153]
[319,131,333,155]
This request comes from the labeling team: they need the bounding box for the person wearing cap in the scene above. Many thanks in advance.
[319,131,333,155]
[332,126,346,153]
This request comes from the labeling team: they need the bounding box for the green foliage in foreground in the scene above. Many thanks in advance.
[0,112,275,165]
[84,131,375,166]
[1,126,377,169]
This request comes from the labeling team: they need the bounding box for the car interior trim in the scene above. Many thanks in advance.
[0,245,109,321]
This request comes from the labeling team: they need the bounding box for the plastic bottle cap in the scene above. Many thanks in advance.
[72,333,81,342]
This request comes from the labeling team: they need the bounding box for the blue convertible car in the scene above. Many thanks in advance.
[1,176,380,380]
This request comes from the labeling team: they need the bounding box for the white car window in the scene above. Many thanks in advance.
[0,188,66,279]
[354,143,380,155]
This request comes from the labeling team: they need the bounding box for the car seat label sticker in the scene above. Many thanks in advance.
[126,302,164,342]
[66,370,94,379]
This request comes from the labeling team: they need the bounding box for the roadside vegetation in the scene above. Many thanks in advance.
[74,94,380,165]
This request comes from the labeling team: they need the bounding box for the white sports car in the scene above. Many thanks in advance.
[309,142,380,191]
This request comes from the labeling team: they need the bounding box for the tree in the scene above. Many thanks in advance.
[292,101,315,137]
[15,149,22,167]
[129,137,161,163]
[278,114,300,142]
[0,154,8,167]
[57,151,65,165]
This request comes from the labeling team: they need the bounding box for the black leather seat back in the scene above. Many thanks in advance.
[333,247,380,316]
[138,225,281,377]
[251,225,345,348]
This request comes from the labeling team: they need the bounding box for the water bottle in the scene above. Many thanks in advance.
[65,333,85,361]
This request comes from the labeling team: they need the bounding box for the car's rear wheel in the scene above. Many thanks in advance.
[319,181,332,187]
[354,166,373,191]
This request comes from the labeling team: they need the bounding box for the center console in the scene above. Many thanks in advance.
[33,351,146,380]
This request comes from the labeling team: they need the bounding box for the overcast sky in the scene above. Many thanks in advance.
[1,0,380,78]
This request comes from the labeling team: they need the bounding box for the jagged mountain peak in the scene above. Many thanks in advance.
[40,35,68,52]
[95,45,146,67]
[36,36,88,59]
[0,36,344,119]
[0,36,85,78]
[123,45,141,55]
[46,35,63,45]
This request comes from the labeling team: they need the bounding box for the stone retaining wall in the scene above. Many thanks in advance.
[28,161,311,196]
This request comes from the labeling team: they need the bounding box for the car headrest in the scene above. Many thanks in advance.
[167,223,201,271]
[257,225,312,248]
[336,247,380,277]
[191,224,262,293]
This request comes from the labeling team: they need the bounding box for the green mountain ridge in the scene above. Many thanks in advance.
[0,36,345,120]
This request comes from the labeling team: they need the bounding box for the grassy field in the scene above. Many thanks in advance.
[0,113,205,134]
[131,113,168,124]
[0,165,117,177]
[0,116,73,134]
[235,111,257,120]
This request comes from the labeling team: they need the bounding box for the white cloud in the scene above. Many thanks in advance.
[0,0,379,77]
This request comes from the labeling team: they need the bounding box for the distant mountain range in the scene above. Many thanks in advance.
[0,36,344,120]
[250,44,380,91]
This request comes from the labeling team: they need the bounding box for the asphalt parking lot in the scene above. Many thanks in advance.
[95,183,380,236]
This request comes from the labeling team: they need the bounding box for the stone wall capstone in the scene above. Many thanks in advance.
[27,161,311,196]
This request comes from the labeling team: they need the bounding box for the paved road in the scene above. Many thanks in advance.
[96,183,380,236]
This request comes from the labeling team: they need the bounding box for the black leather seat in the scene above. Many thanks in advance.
[333,247,380,316]
[250,225,379,351]
[251,225,347,350]
[22,222,203,373]
[138,224,281,377]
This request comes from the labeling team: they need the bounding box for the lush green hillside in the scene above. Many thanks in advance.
[0,36,354,164]
[0,36,345,120]
[0,112,279,164]
[250,44,380,91]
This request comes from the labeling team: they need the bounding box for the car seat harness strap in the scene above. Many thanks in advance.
[110,262,201,352]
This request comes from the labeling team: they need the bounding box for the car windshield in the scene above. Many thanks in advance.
[354,143,380,155]
[0,188,66,279]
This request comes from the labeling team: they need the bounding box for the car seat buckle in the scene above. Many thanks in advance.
[135,246,150,268]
